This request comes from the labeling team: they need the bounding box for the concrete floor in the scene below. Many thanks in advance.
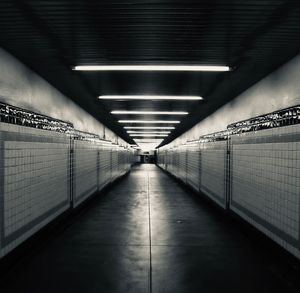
[0,164,299,293]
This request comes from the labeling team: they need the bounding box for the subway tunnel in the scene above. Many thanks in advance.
[0,1,300,292]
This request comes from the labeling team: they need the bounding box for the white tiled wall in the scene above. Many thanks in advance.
[0,123,134,259]
[158,141,228,208]
[118,148,124,177]
[165,150,170,171]
[167,149,175,175]
[186,144,200,191]
[230,125,300,258]
[163,149,167,171]
[73,140,99,207]
[157,150,162,168]
[173,150,178,174]
[99,144,112,189]
[164,150,170,171]
[0,123,70,258]
[169,149,177,176]
[167,150,171,172]
[200,140,227,208]
[118,148,129,177]
[111,145,119,181]
[178,146,187,183]
[163,149,169,172]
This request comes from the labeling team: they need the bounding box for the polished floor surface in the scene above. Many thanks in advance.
[0,164,299,293]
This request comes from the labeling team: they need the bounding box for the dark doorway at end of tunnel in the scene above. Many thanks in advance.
[139,150,157,164]
[140,154,155,163]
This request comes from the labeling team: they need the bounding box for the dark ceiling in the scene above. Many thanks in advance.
[1,0,300,145]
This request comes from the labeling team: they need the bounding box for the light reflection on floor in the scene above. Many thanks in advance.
[1,163,299,293]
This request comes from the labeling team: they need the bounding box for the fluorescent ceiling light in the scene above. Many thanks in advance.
[127,131,170,134]
[124,126,175,129]
[136,140,163,144]
[74,65,230,72]
[136,141,160,144]
[134,137,163,139]
[119,120,180,124]
[111,110,188,115]
[134,139,164,143]
[130,134,168,137]
[100,95,202,100]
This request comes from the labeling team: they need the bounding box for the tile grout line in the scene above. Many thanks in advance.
[147,171,153,293]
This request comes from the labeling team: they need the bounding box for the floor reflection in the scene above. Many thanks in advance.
[1,163,299,293]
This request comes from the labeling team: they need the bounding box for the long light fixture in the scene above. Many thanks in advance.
[127,131,170,134]
[111,110,188,115]
[119,120,180,124]
[124,126,175,129]
[134,139,163,143]
[134,138,163,140]
[130,134,168,137]
[74,65,230,72]
[100,95,202,100]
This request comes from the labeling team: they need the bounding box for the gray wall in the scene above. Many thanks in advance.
[0,47,125,144]
[171,53,300,144]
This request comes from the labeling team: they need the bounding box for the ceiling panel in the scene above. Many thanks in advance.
[0,0,300,145]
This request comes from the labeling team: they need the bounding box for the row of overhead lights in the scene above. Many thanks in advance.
[110,100,194,141]
[113,111,185,140]
[74,64,231,146]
